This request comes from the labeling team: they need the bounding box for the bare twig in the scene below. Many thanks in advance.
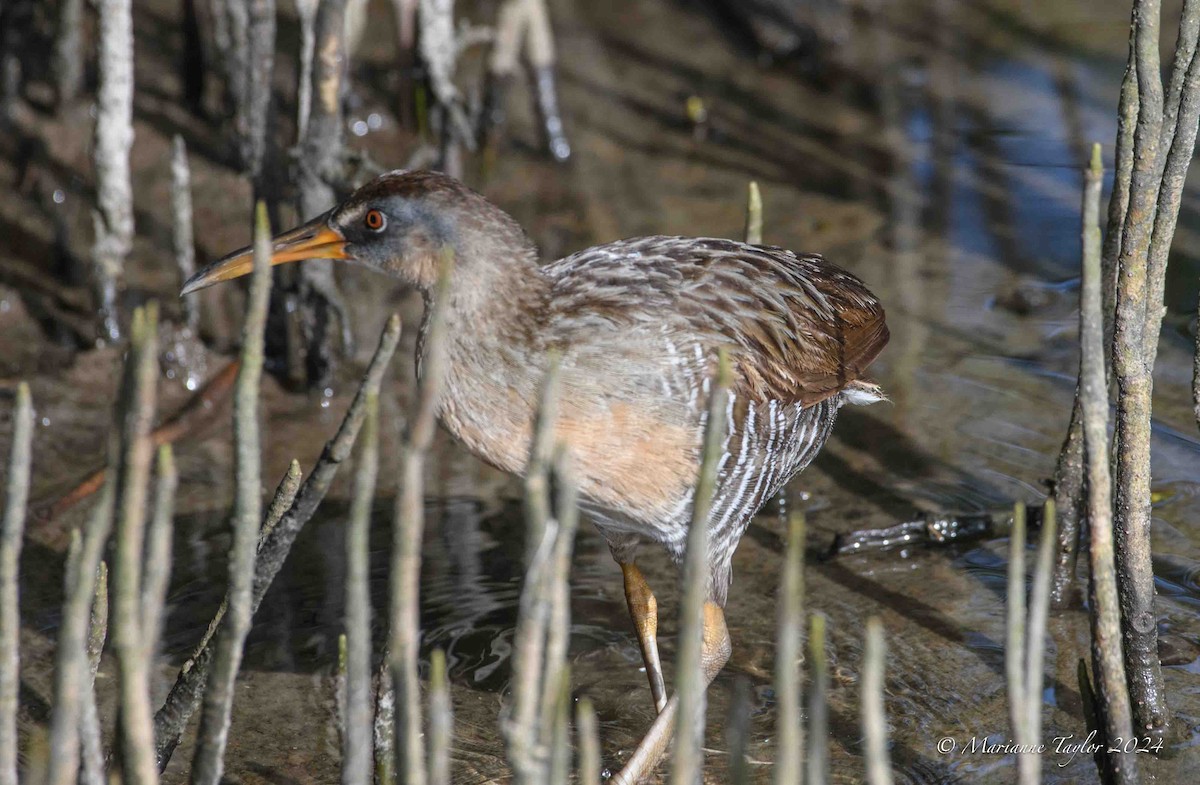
[427,649,452,785]
[93,0,136,343]
[112,304,161,785]
[1145,13,1200,369]
[294,0,352,387]
[1102,43,1137,343]
[577,698,600,785]
[1082,145,1138,785]
[523,353,562,564]
[506,353,563,782]
[773,510,805,785]
[1006,501,1029,754]
[54,0,85,106]
[1194,289,1199,433]
[390,253,453,785]
[47,485,115,785]
[296,0,319,141]
[0,382,32,785]
[79,561,109,785]
[1111,0,1171,740]
[805,613,829,785]
[191,204,272,785]
[1020,500,1056,785]
[538,450,577,751]
[744,181,763,245]
[547,667,570,785]
[671,350,731,785]
[241,0,275,192]
[419,0,476,151]
[1049,403,1084,608]
[862,617,893,785]
[342,392,379,785]
[171,137,199,333]
[374,661,396,785]
[142,446,176,660]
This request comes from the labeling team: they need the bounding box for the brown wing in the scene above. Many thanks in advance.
[544,236,889,407]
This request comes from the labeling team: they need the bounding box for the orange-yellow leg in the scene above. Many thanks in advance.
[612,602,732,785]
[621,562,668,713]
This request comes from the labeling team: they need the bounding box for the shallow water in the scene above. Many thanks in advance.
[3,0,1200,782]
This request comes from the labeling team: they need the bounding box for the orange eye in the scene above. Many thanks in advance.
[364,209,386,231]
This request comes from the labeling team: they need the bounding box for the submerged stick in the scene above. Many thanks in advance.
[862,617,893,785]
[1082,145,1138,785]
[773,510,805,785]
[1194,288,1199,433]
[390,253,453,785]
[153,316,398,769]
[0,382,32,785]
[191,203,272,785]
[671,350,731,785]
[342,393,379,785]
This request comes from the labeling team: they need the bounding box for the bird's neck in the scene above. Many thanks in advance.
[416,229,551,474]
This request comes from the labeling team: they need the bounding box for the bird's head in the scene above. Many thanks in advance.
[181,170,530,296]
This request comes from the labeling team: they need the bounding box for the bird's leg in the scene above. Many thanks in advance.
[612,602,732,785]
[621,562,668,713]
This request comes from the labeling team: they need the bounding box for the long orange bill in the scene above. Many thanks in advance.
[180,212,347,295]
